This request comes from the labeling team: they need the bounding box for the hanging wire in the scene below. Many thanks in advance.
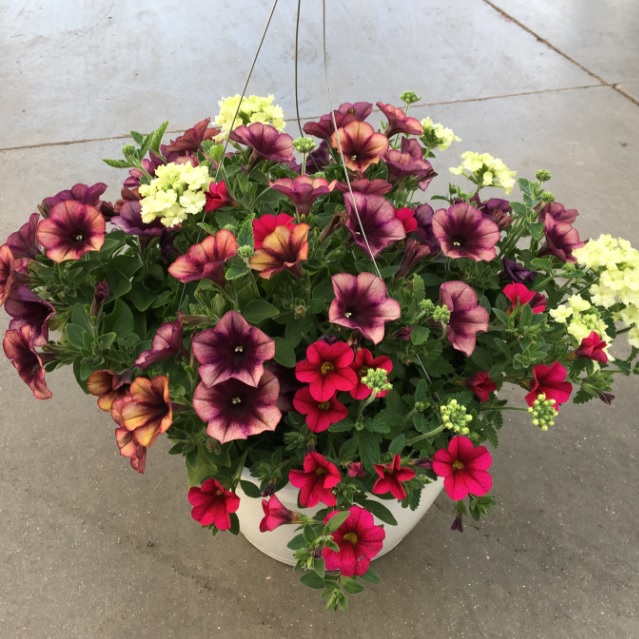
[321,0,382,280]
[294,0,304,137]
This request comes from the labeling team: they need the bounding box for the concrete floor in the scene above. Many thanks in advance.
[1,1,638,637]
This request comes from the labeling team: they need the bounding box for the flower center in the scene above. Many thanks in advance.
[320,361,335,375]
[317,401,330,411]
[315,467,327,476]
[343,532,358,544]
[453,240,462,247]
[452,460,465,470]
[359,366,369,379]
[234,345,244,353]
[344,312,352,318]
[74,233,85,242]
[231,396,242,405]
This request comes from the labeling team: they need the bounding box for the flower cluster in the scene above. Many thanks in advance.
[2,93,638,611]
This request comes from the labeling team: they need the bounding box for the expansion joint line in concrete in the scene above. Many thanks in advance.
[481,0,639,109]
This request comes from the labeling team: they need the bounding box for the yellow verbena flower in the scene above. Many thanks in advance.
[420,117,461,151]
[215,94,285,141]
[449,151,516,195]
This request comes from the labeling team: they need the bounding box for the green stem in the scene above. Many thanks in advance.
[405,424,445,446]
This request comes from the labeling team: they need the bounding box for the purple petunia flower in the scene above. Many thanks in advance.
[5,213,42,259]
[538,201,579,225]
[439,281,489,357]
[335,179,393,196]
[303,102,373,140]
[432,203,501,261]
[191,311,275,388]
[344,192,406,257]
[270,176,337,216]
[397,238,432,279]
[135,316,185,370]
[539,216,584,263]
[376,101,423,138]
[385,138,436,190]
[3,325,53,399]
[329,272,401,344]
[160,118,219,157]
[4,285,56,346]
[500,257,536,285]
[39,182,113,219]
[111,191,164,238]
[412,203,441,255]
[230,123,295,163]
[193,370,282,444]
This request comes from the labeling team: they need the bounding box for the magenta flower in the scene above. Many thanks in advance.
[395,207,418,234]
[249,223,309,280]
[303,101,373,140]
[397,238,432,279]
[292,386,348,433]
[289,452,341,507]
[329,272,401,345]
[168,230,238,285]
[192,311,275,388]
[377,101,423,138]
[6,213,41,259]
[36,200,106,262]
[204,181,233,212]
[349,348,393,400]
[432,203,501,261]
[466,371,498,403]
[575,331,608,364]
[270,176,337,216]
[4,285,55,346]
[193,370,281,443]
[322,506,385,577]
[539,216,584,263]
[188,478,241,530]
[384,138,436,189]
[372,454,416,500]
[432,435,493,501]
[503,283,547,314]
[253,214,296,249]
[230,123,294,163]
[471,194,513,230]
[538,201,579,225]
[344,192,406,257]
[294,340,358,402]
[134,316,185,370]
[525,362,573,408]
[331,121,389,172]
[3,326,52,399]
[40,182,110,214]
[259,494,299,532]
[439,281,489,357]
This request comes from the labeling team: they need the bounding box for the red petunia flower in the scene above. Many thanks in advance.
[432,435,493,501]
[503,283,547,314]
[466,371,498,403]
[259,494,299,532]
[204,181,233,212]
[292,386,348,433]
[322,506,385,577]
[349,348,393,400]
[289,452,341,507]
[188,478,241,530]
[524,362,573,408]
[294,340,358,402]
[252,214,296,249]
[575,331,608,364]
[395,207,418,234]
[372,454,416,500]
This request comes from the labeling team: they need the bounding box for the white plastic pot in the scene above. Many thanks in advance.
[235,468,444,566]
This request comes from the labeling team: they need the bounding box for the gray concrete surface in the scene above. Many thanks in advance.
[1,1,638,637]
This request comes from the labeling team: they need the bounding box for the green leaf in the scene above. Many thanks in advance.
[228,512,240,536]
[237,214,255,248]
[148,121,169,154]
[105,269,132,299]
[415,379,428,403]
[239,480,262,498]
[471,346,492,371]
[388,433,406,455]
[325,511,350,533]
[242,299,280,323]
[197,221,219,236]
[410,326,430,345]
[103,158,134,169]
[225,263,251,281]
[359,568,381,584]
[314,558,326,579]
[66,324,87,348]
[356,431,381,472]
[412,274,425,304]
[273,337,297,367]
[338,437,358,460]
[102,298,135,337]
[340,577,365,594]
[287,534,307,550]
[215,210,239,229]
[361,499,398,526]
[300,572,325,590]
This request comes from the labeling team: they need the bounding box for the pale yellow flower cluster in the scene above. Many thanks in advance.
[215,94,285,141]
[549,294,612,349]
[139,162,212,227]
[573,235,639,347]
[420,117,461,151]
[449,151,517,195]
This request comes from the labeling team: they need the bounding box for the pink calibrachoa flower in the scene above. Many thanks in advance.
[303,101,373,140]
[344,192,406,257]
[249,223,309,280]
[192,310,275,388]
[384,138,436,189]
[295,340,358,402]
[322,506,385,577]
[204,181,233,212]
[36,200,106,262]
[0,244,24,305]
[539,216,584,263]
[270,176,337,216]
[230,123,295,163]
[6,212,42,259]
[329,272,402,345]
[135,316,185,370]
[4,285,55,346]
[538,201,579,225]
[161,117,219,157]
[503,283,547,314]
[39,182,112,217]
[188,477,241,530]
[115,426,147,474]
[289,451,341,507]
[439,281,490,357]
[259,494,300,532]
[193,370,281,443]
[575,331,608,364]
[372,454,416,500]
[335,179,392,196]
[397,238,432,279]
[168,229,238,286]
[346,462,366,478]
[349,348,393,400]
[330,121,389,172]
[86,369,131,412]
[252,213,296,249]
[395,207,418,234]
[525,362,573,408]
[466,371,498,403]
[119,376,173,448]
[432,435,493,501]
[292,386,348,433]
[432,203,501,261]
[376,101,423,138]
[2,326,52,399]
